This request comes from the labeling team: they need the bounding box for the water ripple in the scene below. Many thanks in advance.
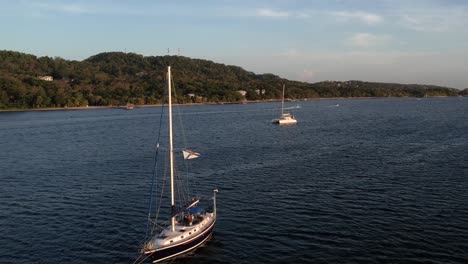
[1,98,468,263]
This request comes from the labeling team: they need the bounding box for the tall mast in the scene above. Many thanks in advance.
[168,66,176,232]
[281,84,285,116]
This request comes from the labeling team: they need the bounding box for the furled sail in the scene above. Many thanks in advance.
[183,149,200,160]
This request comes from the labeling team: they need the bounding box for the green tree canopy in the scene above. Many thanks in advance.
[0,50,462,109]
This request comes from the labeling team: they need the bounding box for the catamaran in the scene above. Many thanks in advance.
[137,66,218,263]
[272,84,297,125]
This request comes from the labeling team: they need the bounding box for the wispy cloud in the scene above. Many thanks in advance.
[298,68,316,82]
[399,11,468,32]
[280,48,299,57]
[60,4,91,14]
[29,2,94,14]
[376,1,468,32]
[22,0,162,16]
[332,11,383,25]
[256,8,290,18]
[348,33,392,48]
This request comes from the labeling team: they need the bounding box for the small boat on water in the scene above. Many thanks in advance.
[125,103,134,110]
[284,105,301,110]
[272,84,297,125]
[136,66,219,264]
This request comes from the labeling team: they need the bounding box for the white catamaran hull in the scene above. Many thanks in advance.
[273,119,297,125]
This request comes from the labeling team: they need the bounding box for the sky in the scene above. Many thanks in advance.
[1,0,468,89]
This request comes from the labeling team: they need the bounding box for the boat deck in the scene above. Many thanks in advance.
[146,213,215,250]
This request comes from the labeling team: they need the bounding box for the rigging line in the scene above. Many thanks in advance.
[152,148,169,232]
[175,165,191,207]
[151,71,172,233]
[133,251,153,264]
[177,170,191,212]
[156,151,170,219]
[174,169,185,212]
[171,75,189,150]
[144,101,165,242]
[146,69,171,240]
[133,233,157,264]
[171,72,195,199]
[181,173,190,207]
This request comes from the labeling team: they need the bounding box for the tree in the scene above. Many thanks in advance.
[0,50,461,109]
[0,90,8,108]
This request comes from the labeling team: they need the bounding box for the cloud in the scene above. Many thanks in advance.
[348,33,392,48]
[218,49,468,89]
[298,68,316,82]
[23,1,158,16]
[29,2,94,14]
[256,8,290,18]
[59,4,91,14]
[400,12,468,32]
[280,48,299,57]
[382,2,468,32]
[332,11,383,25]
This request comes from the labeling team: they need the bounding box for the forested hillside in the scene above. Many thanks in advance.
[0,50,462,109]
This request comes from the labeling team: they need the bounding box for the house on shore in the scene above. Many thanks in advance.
[38,76,53,81]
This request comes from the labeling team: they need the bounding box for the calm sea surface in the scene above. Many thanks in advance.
[1,98,468,264]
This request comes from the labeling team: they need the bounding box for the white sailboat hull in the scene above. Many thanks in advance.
[145,213,216,263]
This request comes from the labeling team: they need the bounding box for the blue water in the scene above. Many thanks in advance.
[1,98,467,263]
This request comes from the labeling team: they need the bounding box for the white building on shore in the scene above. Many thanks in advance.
[38,76,53,81]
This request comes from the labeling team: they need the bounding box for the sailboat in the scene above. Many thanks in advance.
[140,66,218,263]
[125,103,134,110]
[272,84,297,125]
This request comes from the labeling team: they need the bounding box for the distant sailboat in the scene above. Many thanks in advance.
[137,66,218,263]
[125,103,134,110]
[272,84,297,125]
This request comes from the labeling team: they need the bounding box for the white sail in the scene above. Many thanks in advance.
[183,149,200,160]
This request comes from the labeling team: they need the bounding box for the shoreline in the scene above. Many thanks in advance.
[0,96,457,113]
